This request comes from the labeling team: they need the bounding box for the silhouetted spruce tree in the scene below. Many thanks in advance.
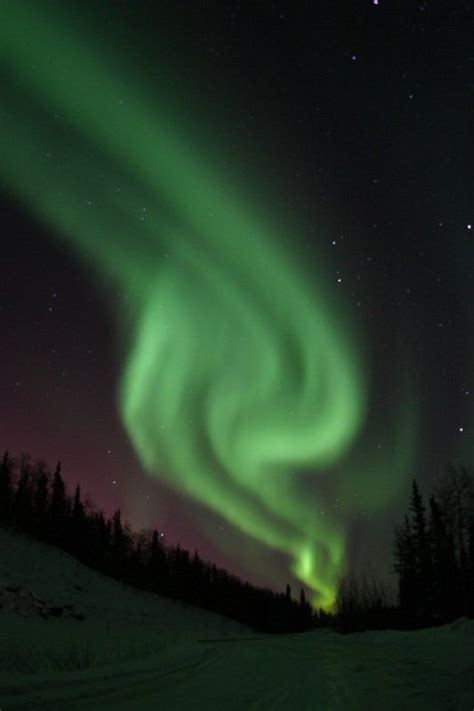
[190,550,204,605]
[170,543,181,594]
[112,509,124,544]
[179,547,191,592]
[13,456,33,530]
[299,587,307,606]
[50,462,67,543]
[128,532,147,588]
[112,509,130,578]
[428,495,458,618]
[99,510,111,549]
[393,515,417,618]
[299,588,313,630]
[149,529,166,592]
[71,484,86,554]
[33,467,49,535]
[89,510,112,566]
[72,485,84,521]
[284,584,297,629]
[435,466,474,616]
[0,451,13,524]
[409,479,432,617]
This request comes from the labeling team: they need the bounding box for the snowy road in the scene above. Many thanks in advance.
[2,624,472,710]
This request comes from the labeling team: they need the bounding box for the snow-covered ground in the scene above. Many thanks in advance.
[0,529,472,710]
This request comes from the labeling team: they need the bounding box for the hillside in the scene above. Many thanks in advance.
[0,528,250,671]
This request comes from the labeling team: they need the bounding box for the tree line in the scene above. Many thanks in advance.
[393,467,474,624]
[1,450,472,633]
[336,466,474,631]
[0,451,315,633]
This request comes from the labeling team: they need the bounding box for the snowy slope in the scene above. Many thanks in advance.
[0,529,473,710]
[0,528,250,671]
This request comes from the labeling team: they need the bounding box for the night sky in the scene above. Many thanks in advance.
[0,1,472,607]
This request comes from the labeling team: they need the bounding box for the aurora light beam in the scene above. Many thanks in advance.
[0,2,416,608]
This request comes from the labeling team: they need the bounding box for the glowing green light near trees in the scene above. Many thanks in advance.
[0,3,416,609]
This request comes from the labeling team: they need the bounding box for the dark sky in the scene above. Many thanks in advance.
[1,0,472,596]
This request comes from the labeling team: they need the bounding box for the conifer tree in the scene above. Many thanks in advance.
[428,495,457,617]
[149,528,166,584]
[0,451,13,523]
[409,479,432,616]
[73,485,84,521]
[13,456,33,529]
[50,462,67,540]
[33,469,49,533]
[70,484,86,553]
[393,515,417,616]
[435,466,474,616]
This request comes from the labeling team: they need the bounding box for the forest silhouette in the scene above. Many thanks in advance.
[0,451,472,633]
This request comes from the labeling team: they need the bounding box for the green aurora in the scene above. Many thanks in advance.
[0,3,416,608]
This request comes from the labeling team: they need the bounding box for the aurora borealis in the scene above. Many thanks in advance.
[1,2,472,608]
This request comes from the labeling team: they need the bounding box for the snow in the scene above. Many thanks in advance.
[0,529,472,709]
